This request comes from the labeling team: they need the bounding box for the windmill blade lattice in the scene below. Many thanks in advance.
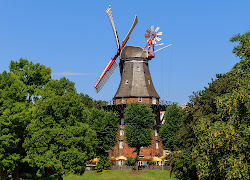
[94,60,118,92]
[106,6,120,49]
[144,26,163,56]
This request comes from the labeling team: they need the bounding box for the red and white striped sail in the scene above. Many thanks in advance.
[94,59,118,92]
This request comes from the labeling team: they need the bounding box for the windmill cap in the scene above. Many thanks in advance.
[121,46,148,60]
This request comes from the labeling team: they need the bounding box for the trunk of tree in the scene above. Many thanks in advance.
[14,165,20,180]
[0,169,8,180]
[135,148,140,171]
[58,174,63,180]
[135,157,138,171]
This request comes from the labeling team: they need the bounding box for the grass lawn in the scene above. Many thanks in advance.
[64,170,176,180]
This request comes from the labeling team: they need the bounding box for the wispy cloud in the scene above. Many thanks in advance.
[53,72,95,76]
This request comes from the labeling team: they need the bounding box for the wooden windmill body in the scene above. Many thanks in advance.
[113,46,160,105]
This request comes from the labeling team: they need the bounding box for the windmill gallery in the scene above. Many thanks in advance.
[94,6,171,166]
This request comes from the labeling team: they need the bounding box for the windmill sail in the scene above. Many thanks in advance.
[94,59,118,92]
[153,44,172,53]
[121,16,138,47]
[106,6,120,49]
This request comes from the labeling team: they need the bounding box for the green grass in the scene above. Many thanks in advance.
[64,170,176,180]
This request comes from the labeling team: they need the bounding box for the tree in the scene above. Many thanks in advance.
[230,30,250,59]
[78,93,95,108]
[0,59,51,179]
[167,100,199,180]
[9,58,51,102]
[0,71,28,180]
[124,103,155,170]
[125,157,136,167]
[86,108,118,172]
[23,78,96,180]
[168,30,249,180]
[159,104,182,151]
[193,46,249,180]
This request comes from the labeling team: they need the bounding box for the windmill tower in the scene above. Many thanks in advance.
[94,6,171,161]
[113,45,160,105]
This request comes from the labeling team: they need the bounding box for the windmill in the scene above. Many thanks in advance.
[95,6,171,160]
[94,6,171,105]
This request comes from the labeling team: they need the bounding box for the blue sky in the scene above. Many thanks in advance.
[0,0,249,104]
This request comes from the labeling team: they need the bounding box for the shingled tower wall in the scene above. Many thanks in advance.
[110,46,163,159]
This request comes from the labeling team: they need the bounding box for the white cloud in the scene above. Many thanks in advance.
[53,72,94,76]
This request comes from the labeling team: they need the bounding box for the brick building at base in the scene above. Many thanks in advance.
[109,125,164,158]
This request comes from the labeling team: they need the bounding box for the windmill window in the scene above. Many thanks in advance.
[156,142,159,149]
[160,112,164,120]
[155,129,158,136]
[122,97,125,103]
[137,67,140,72]
[125,80,129,84]
[152,97,156,104]
[119,141,124,149]
[120,129,124,136]
[148,80,150,85]
[138,97,142,102]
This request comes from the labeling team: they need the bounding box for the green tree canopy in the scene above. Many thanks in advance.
[193,58,249,179]
[168,30,249,180]
[0,71,28,179]
[23,78,96,179]
[86,108,118,172]
[230,30,250,59]
[1,58,52,179]
[159,104,182,151]
[9,58,51,101]
[87,108,118,155]
[1,59,117,178]
[124,103,155,170]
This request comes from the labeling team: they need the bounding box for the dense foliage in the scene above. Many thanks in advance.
[165,30,249,179]
[23,78,97,179]
[0,59,51,179]
[124,103,155,170]
[159,104,182,151]
[0,59,118,179]
[86,108,118,172]
[0,72,27,179]
[9,58,51,102]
